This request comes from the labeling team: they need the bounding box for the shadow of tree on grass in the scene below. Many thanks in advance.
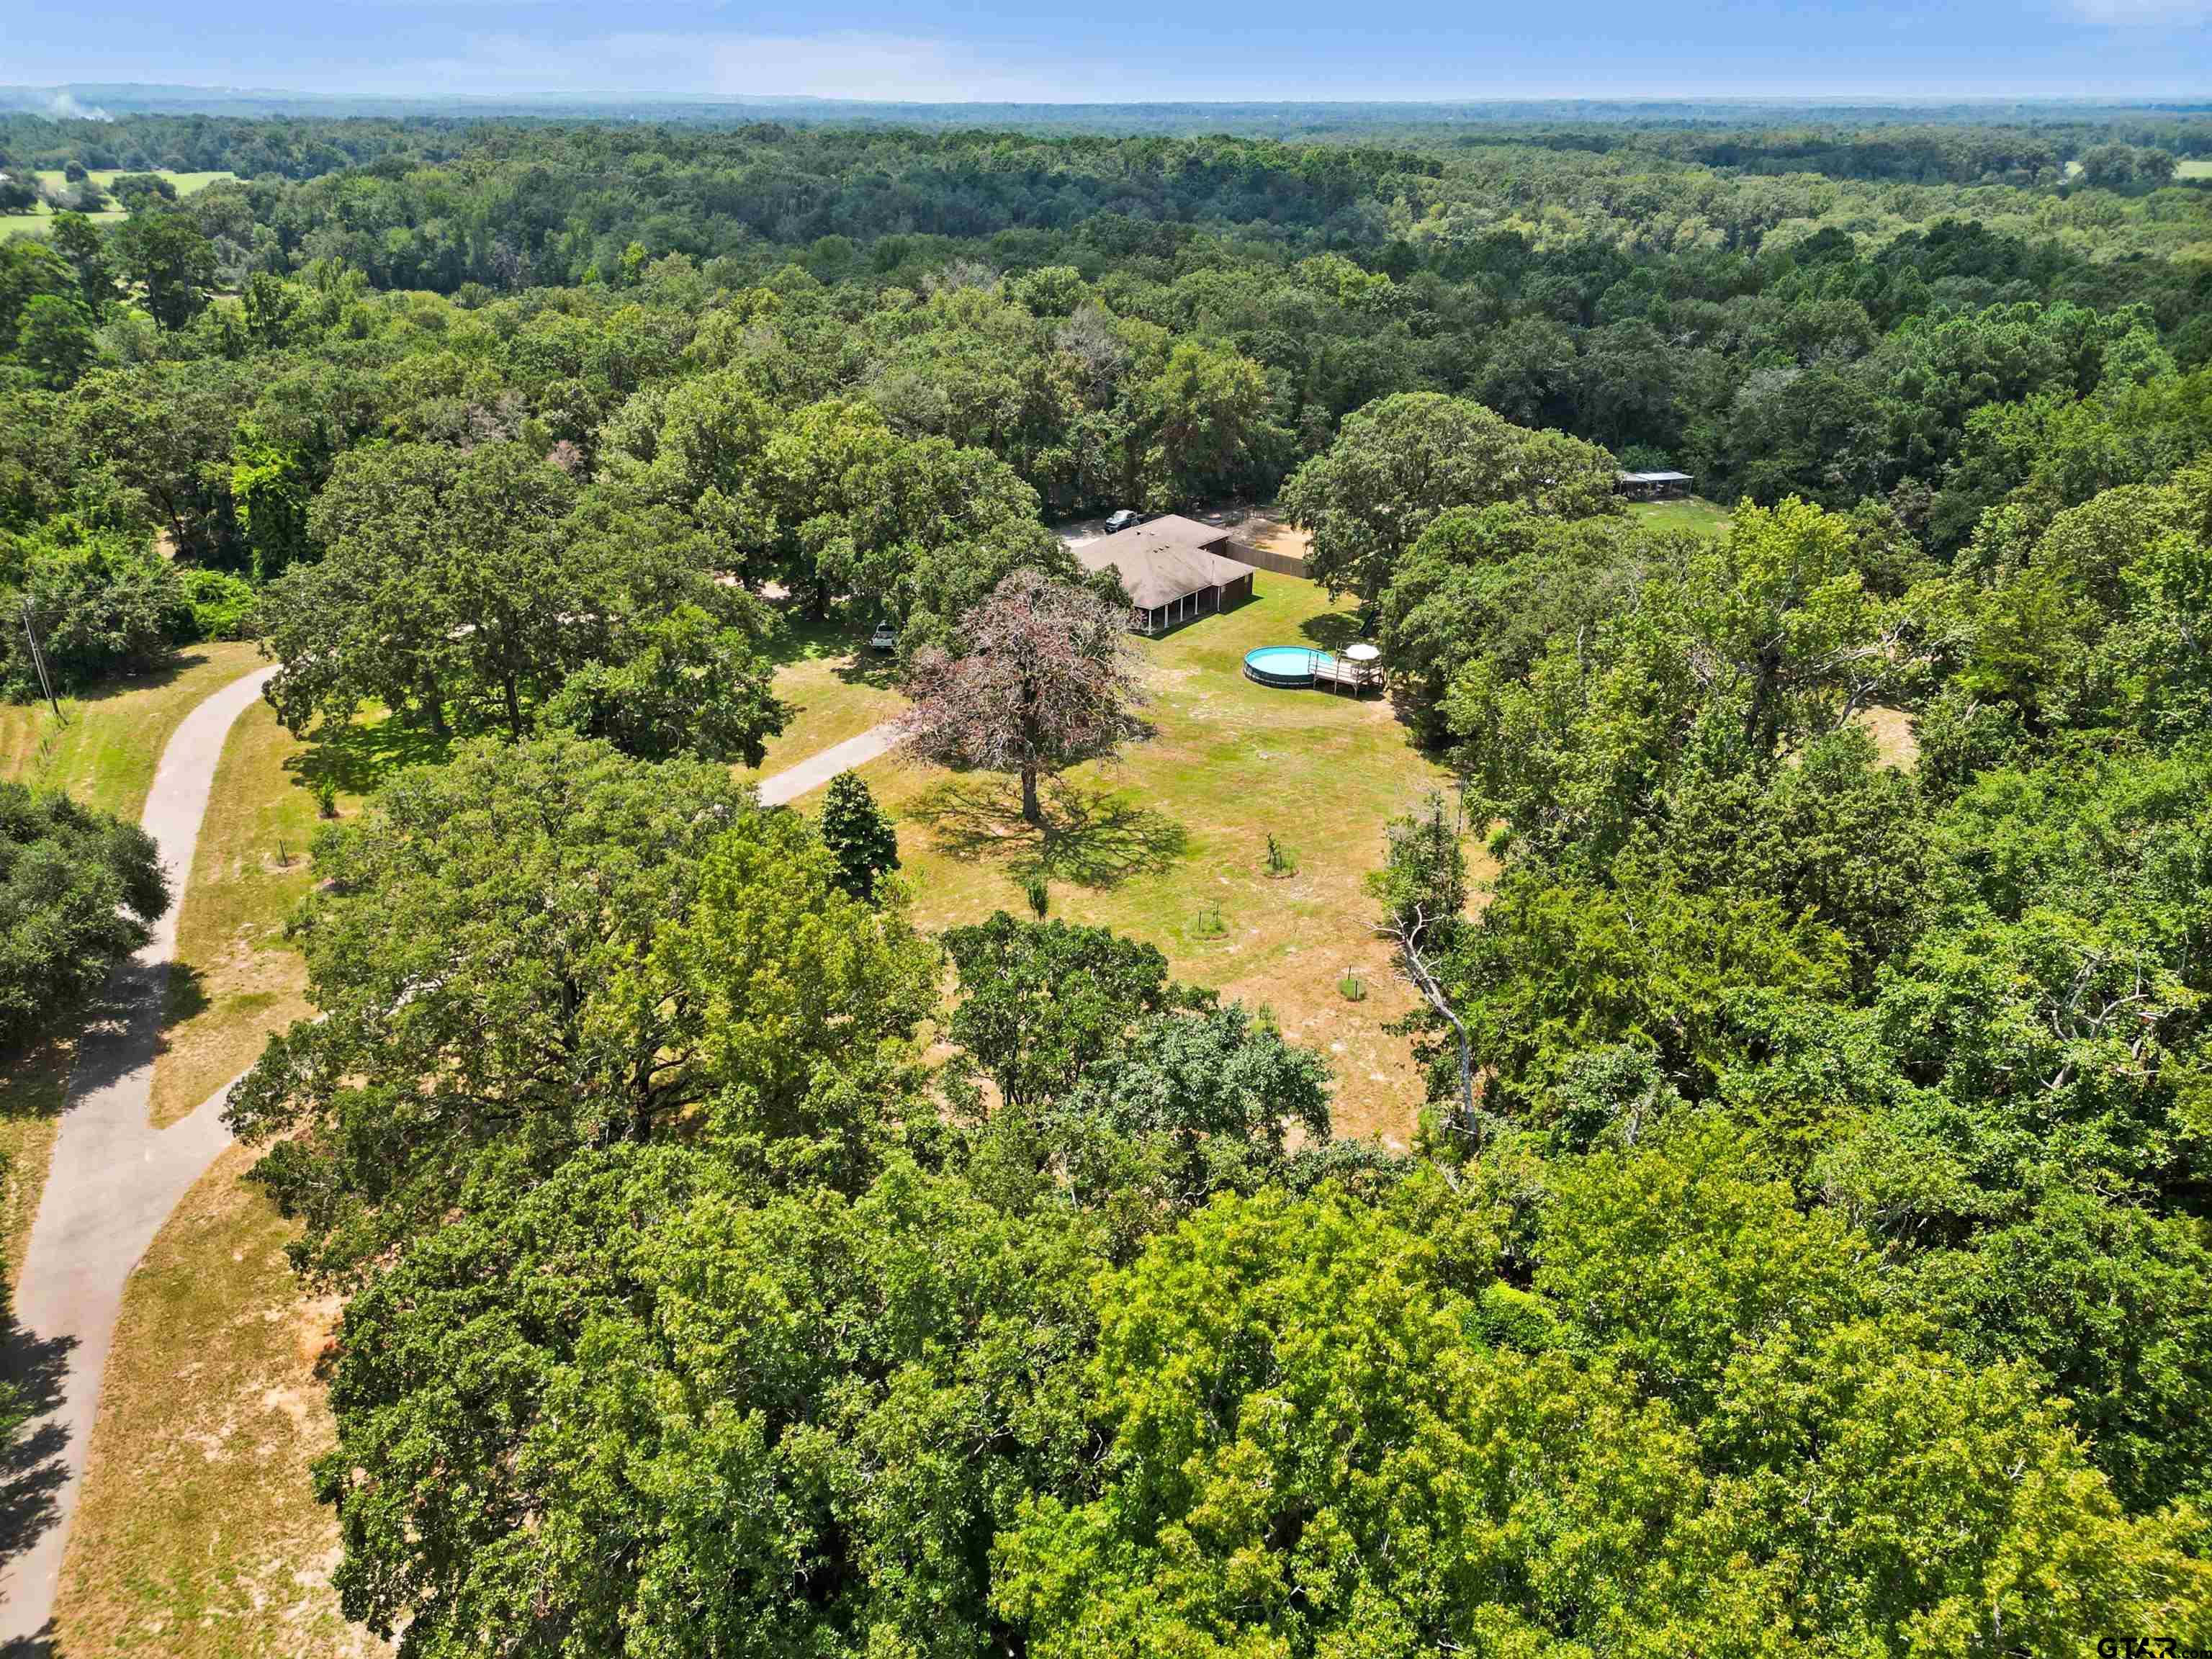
[909,775,1187,889]
[0,1318,76,1588]
[157,960,208,1033]
[287,715,451,801]
[1298,609,1364,653]
[0,1031,72,1128]
[831,652,901,693]
[45,644,210,714]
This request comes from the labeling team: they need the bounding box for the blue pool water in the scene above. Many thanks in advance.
[1244,646,1335,685]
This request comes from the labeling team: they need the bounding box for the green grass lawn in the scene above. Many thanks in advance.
[1,168,234,236]
[0,642,266,819]
[2177,158,2212,180]
[850,573,1461,1144]
[1627,495,1735,537]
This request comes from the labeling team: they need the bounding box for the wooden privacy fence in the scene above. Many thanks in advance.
[1224,538,1308,577]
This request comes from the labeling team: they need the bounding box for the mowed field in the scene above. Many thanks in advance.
[1626,493,1734,536]
[0,168,234,235]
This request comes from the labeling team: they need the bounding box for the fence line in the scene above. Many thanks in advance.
[1224,539,1308,577]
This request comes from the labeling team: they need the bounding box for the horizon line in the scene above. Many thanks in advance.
[10,81,2212,109]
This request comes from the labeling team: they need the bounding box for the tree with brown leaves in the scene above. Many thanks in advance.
[898,570,1148,827]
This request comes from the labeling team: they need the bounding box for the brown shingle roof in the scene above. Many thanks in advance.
[1074,516,1249,611]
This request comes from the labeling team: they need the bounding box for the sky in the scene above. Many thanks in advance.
[6,0,2212,104]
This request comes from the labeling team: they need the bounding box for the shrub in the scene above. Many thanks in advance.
[179,567,258,642]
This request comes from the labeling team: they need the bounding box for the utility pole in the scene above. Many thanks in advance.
[21,599,61,723]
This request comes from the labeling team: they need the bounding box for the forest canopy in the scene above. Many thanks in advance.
[5,101,2212,1655]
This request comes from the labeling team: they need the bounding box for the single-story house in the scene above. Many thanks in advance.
[1074,514,1256,634]
[1615,469,1694,500]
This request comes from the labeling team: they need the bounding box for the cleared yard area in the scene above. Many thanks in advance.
[1627,495,1734,537]
[736,608,905,786]
[1235,505,1313,566]
[53,1146,387,1659]
[853,572,1461,1145]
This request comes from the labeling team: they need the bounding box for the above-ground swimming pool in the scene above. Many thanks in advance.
[1244,645,1338,687]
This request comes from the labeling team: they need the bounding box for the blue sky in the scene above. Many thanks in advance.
[9,0,2212,103]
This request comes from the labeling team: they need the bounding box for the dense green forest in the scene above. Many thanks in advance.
[6,107,2212,1654]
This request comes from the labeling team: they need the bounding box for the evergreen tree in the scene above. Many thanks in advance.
[817,770,899,902]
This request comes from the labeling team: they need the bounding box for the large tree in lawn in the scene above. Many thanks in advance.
[898,570,1146,827]
[262,440,583,741]
[1278,391,1619,611]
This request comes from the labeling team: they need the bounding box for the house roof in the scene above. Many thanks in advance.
[1617,470,1694,484]
[1074,516,1250,611]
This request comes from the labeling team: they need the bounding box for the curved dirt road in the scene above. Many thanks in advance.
[0,665,276,1652]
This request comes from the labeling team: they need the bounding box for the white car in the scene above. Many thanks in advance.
[870,621,897,652]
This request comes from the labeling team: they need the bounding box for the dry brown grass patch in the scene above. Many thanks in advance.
[53,1146,387,1659]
